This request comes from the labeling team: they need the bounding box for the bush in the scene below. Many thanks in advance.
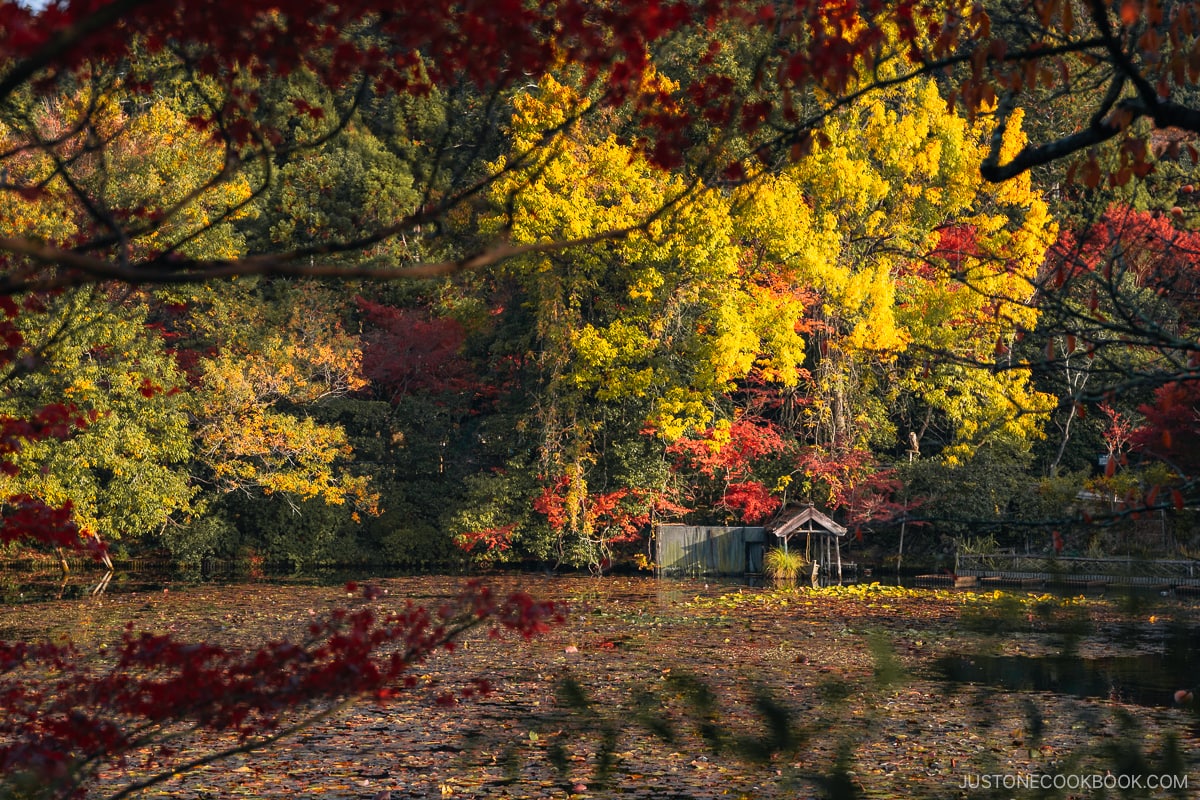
[764,547,808,586]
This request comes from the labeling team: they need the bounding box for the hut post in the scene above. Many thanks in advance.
[817,534,823,578]
[836,535,843,584]
[822,533,830,581]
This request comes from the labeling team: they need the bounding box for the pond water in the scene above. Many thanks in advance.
[6,561,1186,604]
[5,564,1199,714]
[936,649,1198,709]
[5,571,1196,799]
[932,594,1200,711]
[0,563,447,604]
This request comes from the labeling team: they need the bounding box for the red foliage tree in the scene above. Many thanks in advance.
[530,479,681,552]
[356,298,477,402]
[1046,206,1200,305]
[667,417,788,481]
[717,480,781,524]
[794,446,897,525]
[455,523,519,556]
[1041,207,1200,482]
[1133,381,1200,476]
[1099,400,1139,467]
[667,417,789,524]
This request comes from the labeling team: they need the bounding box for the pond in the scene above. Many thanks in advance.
[5,565,1199,703]
[937,607,1200,709]
[936,649,1198,708]
[2,572,1198,799]
[0,562,462,604]
[5,560,1186,604]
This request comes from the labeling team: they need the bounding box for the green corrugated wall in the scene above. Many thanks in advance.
[655,525,766,577]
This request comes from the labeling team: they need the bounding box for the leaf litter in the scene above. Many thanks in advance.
[2,575,1197,799]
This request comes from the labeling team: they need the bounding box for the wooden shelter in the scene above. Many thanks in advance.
[769,504,848,584]
[655,525,766,578]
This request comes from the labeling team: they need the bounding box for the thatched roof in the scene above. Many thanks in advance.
[769,505,847,539]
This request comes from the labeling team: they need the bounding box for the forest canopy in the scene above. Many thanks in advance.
[2,0,1200,571]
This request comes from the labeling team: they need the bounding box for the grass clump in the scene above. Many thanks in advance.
[764,548,808,586]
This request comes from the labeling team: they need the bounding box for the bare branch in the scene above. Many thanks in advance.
[0,188,697,292]
[981,116,1122,182]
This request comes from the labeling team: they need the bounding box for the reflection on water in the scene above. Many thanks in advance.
[1,563,765,606]
[937,624,1200,708]
[0,563,468,604]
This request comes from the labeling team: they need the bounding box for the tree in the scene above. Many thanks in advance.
[356,299,476,402]
[678,75,1058,538]
[185,282,376,513]
[0,87,384,560]
[0,92,254,556]
[970,198,1200,536]
[345,296,494,568]
[453,74,808,568]
[0,288,193,550]
[666,415,791,523]
[788,81,1055,461]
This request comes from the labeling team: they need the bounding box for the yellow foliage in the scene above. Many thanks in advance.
[189,283,376,513]
[0,93,254,261]
[730,75,1056,456]
[490,74,807,445]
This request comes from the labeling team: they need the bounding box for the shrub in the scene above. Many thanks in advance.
[764,547,808,586]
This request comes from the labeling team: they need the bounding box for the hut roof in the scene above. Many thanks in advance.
[769,505,847,539]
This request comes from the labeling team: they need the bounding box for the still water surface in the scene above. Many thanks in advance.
[4,564,1199,710]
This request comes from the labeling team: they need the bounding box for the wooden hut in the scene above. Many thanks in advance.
[769,504,848,584]
[654,525,766,578]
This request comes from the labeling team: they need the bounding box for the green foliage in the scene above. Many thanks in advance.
[899,442,1037,543]
[445,456,551,564]
[313,394,467,567]
[218,493,362,571]
[262,129,420,261]
[156,513,236,566]
[0,289,194,543]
